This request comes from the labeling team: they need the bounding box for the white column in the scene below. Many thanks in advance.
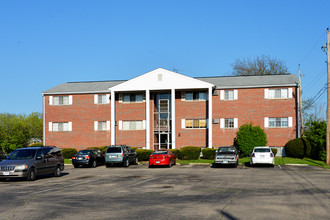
[208,87,213,148]
[146,90,150,149]
[111,90,115,145]
[171,88,176,149]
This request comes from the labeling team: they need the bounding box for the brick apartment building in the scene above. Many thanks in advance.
[42,68,299,150]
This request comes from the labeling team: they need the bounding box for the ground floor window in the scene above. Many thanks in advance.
[94,121,110,131]
[49,122,72,131]
[269,117,288,128]
[123,121,144,130]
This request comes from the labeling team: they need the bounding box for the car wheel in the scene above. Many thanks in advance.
[134,157,138,165]
[74,165,79,168]
[91,160,97,168]
[105,163,111,168]
[174,159,176,165]
[54,166,61,177]
[27,168,36,181]
[124,159,129,167]
[168,161,172,168]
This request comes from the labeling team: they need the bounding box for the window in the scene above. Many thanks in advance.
[220,90,238,100]
[184,92,207,101]
[50,122,72,131]
[122,93,143,103]
[220,118,238,128]
[185,119,207,128]
[51,96,72,105]
[122,121,143,130]
[269,117,288,128]
[265,88,292,99]
[225,119,234,128]
[94,121,110,131]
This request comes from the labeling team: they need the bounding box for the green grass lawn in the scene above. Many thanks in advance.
[64,158,72,164]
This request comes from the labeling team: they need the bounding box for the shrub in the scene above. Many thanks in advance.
[170,149,180,159]
[61,148,78,159]
[202,148,217,159]
[135,149,153,161]
[29,143,43,147]
[179,146,201,160]
[99,146,108,154]
[234,123,267,157]
[304,119,326,160]
[285,138,311,159]
[271,148,278,157]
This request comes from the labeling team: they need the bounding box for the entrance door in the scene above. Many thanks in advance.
[160,133,168,149]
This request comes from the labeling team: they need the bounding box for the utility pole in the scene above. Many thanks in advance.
[298,64,303,137]
[324,28,330,166]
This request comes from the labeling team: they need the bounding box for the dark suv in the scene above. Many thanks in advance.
[0,146,64,181]
[105,145,138,167]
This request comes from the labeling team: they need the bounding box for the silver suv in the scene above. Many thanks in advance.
[105,145,138,167]
[0,146,64,181]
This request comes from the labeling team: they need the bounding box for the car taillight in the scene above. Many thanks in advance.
[72,156,76,159]
[122,153,124,157]
[85,156,90,159]
[235,156,237,160]
[150,156,154,159]
[270,153,273,157]
[252,153,255,158]
[163,156,168,159]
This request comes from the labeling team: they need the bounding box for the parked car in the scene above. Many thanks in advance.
[72,149,104,168]
[105,145,138,167]
[149,150,176,168]
[0,146,64,181]
[250,146,274,166]
[214,146,239,167]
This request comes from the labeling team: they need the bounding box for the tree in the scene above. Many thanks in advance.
[234,123,267,157]
[303,118,326,160]
[0,113,43,154]
[231,55,289,76]
[302,98,326,122]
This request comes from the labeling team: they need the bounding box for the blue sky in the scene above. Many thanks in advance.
[1,0,329,114]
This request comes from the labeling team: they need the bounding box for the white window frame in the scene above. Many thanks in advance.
[50,95,72,105]
[220,118,238,129]
[265,88,292,99]
[94,94,110,104]
[49,122,72,131]
[264,117,292,128]
[94,121,110,131]
[220,90,238,100]
[182,119,207,129]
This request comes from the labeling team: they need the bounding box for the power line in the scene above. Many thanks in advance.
[303,67,327,92]
[299,30,325,65]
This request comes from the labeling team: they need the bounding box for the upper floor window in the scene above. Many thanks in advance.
[182,119,207,129]
[94,94,110,104]
[49,122,72,131]
[119,93,144,103]
[94,121,110,131]
[182,91,207,101]
[265,88,292,99]
[122,120,144,130]
[49,95,72,105]
[220,118,238,128]
[220,90,238,100]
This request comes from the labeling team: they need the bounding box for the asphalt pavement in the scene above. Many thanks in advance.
[0,163,329,220]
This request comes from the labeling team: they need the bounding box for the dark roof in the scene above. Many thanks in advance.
[42,74,298,95]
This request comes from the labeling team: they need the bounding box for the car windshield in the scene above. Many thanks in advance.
[77,150,92,155]
[107,147,121,153]
[153,151,167,155]
[254,148,270,152]
[7,149,37,160]
[218,147,235,153]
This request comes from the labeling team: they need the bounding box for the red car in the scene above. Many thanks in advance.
[149,150,176,168]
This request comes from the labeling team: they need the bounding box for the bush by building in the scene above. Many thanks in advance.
[170,149,180,159]
[135,149,153,161]
[201,148,217,159]
[271,148,278,156]
[179,146,201,160]
[61,148,78,159]
[234,123,267,157]
[285,138,311,159]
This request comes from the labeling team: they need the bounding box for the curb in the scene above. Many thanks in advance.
[285,164,309,166]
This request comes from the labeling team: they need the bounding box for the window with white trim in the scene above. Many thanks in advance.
[51,96,72,105]
[265,88,292,99]
[220,118,238,129]
[49,122,72,131]
[269,117,288,128]
[94,94,110,104]
[94,121,110,131]
[185,119,207,129]
[121,93,144,103]
[220,90,238,100]
[123,121,144,130]
[183,92,207,101]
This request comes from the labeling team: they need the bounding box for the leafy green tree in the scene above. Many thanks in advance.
[232,55,289,76]
[303,118,326,160]
[0,113,43,154]
[234,123,267,157]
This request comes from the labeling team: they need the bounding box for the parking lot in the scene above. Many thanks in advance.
[0,163,329,220]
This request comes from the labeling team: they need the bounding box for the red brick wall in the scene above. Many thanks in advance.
[212,87,297,148]
[44,94,111,150]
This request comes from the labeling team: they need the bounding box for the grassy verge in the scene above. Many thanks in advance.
[64,159,72,164]
[177,159,213,165]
